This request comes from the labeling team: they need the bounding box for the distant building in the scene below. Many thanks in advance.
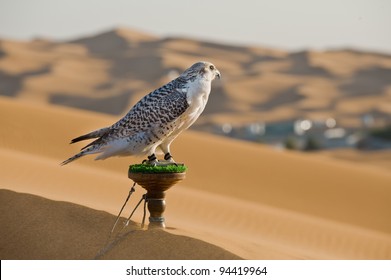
[193,117,391,152]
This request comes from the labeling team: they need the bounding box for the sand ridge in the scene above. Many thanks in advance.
[1,96,390,259]
[0,189,240,260]
[1,29,391,128]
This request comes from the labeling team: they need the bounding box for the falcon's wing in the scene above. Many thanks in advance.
[75,80,190,151]
[107,82,189,139]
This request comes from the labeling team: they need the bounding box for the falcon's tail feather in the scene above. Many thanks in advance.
[61,145,101,166]
[70,127,110,144]
[61,152,84,166]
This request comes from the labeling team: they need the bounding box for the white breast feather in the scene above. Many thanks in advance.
[185,77,211,121]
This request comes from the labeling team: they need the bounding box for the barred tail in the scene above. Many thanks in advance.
[60,152,84,166]
[62,127,109,165]
[70,127,110,144]
[60,145,101,166]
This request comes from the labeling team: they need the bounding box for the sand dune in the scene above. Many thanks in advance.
[1,96,390,259]
[2,28,391,172]
[1,28,391,260]
[0,189,240,260]
[1,28,391,128]
[318,148,391,171]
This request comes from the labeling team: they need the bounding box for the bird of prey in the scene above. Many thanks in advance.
[61,61,221,166]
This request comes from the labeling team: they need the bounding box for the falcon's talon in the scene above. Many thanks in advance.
[164,152,173,161]
[141,154,159,166]
[143,160,158,166]
[156,160,178,166]
[162,152,177,166]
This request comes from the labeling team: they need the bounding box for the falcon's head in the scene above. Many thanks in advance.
[182,61,221,82]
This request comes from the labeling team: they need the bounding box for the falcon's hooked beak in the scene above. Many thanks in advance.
[215,70,221,79]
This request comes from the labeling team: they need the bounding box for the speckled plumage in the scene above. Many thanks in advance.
[62,61,220,165]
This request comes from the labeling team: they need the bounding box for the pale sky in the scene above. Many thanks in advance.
[0,0,390,53]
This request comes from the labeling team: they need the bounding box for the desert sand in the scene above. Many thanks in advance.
[1,28,391,260]
[1,29,391,127]
[1,96,391,259]
[0,189,240,260]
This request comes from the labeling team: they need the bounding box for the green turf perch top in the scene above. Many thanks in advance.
[129,163,188,174]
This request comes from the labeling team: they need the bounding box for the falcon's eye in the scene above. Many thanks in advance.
[209,65,215,70]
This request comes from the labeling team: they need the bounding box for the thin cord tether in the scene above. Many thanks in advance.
[98,184,147,259]
[110,182,136,236]
[119,193,147,233]
[141,195,148,229]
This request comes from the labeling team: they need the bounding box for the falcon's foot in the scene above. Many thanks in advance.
[161,152,178,166]
[142,154,159,166]
[142,153,178,166]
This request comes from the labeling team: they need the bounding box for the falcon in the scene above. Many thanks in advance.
[61,61,221,166]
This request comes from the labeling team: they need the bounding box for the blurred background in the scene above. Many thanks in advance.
[1,0,391,260]
[1,0,391,168]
